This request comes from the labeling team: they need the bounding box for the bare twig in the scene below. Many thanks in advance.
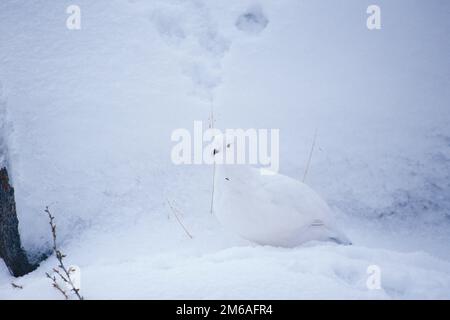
[302,128,318,182]
[166,199,193,239]
[208,98,215,129]
[210,162,216,215]
[169,199,184,217]
[46,272,69,300]
[209,98,216,215]
[11,282,23,289]
[45,206,83,300]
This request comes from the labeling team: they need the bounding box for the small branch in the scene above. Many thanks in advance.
[302,128,318,182]
[46,272,68,300]
[208,98,215,129]
[11,282,23,290]
[53,268,69,284]
[166,199,193,239]
[209,98,216,215]
[210,162,216,215]
[168,199,184,217]
[45,206,83,300]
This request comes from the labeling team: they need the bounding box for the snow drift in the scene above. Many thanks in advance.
[0,0,449,299]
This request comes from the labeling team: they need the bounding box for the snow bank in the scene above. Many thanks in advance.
[2,239,450,299]
[0,0,449,298]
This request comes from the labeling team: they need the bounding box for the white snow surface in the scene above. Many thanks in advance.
[1,0,450,299]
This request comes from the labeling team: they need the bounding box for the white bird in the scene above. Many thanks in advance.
[211,134,351,247]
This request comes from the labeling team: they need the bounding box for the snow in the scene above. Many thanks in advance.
[1,0,450,299]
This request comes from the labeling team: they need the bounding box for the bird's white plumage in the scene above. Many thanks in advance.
[212,135,351,247]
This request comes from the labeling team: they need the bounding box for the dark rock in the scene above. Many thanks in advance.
[0,167,37,277]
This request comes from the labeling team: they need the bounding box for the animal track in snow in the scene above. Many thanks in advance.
[236,5,269,35]
[148,1,230,99]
